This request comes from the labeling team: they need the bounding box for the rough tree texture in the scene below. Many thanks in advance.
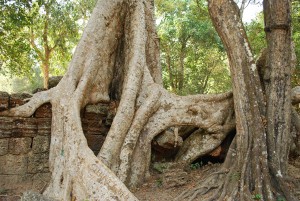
[0,0,299,200]
[175,0,297,200]
[0,0,235,200]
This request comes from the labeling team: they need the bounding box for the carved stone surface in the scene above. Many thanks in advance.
[162,169,189,188]
[34,104,52,118]
[48,76,63,89]
[22,191,56,201]
[0,91,9,112]
[9,138,32,155]
[0,92,112,197]
[27,153,49,174]
[9,93,32,108]
[0,138,9,156]
[32,136,49,154]
[0,154,27,175]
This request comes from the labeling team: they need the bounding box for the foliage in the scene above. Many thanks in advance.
[156,0,231,95]
[0,0,96,88]
[245,1,300,87]
[152,162,168,173]
[276,196,286,201]
[11,72,43,93]
[245,13,266,58]
[190,161,202,170]
[229,171,241,181]
[292,0,300,87]
[155,178,163,187]
[252,194,262,200]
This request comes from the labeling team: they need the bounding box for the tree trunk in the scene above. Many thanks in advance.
[166,47,176,91]
[178,39,188,94]
[264,0,293,175]
[3,0,230,199]
[176,1,296,200]
[0,0,298,200]
[42,61,50,90]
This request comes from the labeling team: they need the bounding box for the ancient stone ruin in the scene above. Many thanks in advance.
[0,91,113,200]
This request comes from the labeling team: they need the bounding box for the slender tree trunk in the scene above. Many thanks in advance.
[178,42,186,94]
[166,48,175,91]
[42,62,50,89]
[264,0,293,175]
[1,0,298,200]
[176,1,296,200]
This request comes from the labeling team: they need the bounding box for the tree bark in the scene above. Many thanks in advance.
[178,41,187,93]
[264,0,293,176]
[175,1,296,200]
[0,0,298,200]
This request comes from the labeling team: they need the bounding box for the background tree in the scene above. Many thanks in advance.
[156,0,231,95]
[177,1,297,200]
[0,0,96,89]
[245,0,300,88]
[0,0,299,200]
[245,13,266,57]
[291,0,300,87]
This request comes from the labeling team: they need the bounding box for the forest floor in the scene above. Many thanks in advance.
[1,158,299,201]
[134,157,300,201]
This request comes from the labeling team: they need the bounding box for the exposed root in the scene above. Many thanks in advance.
[174,127,179,148]
[118,85,162,182]
[0,89,53,117]
[98,0,149,171]
[175,129,232,165]
[175,168,228,201]
[124,89,235,188]
[43,96,138,200]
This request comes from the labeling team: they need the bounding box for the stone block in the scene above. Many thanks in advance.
[9,93,32,108]
[105,112,115,126]
[0,91,9,112]
[0,154,27,174]
[48,76,62,88]
[0,138,9,155]
[27,153,49,174]
[12,118,37,138]
[84,134,106,155]
[34,103,52,118]
[22,191,53,201]
[82,120,108,136]
[84,103,109,120]
[32,136,50,154]
[36,118,51,136]
[0,117,13,138]
[0,195,21,201]
[163,169,189,188]
[9,138,32,155]
[32,173,51,192]
[85,103,109,115]
[0,174,33,196]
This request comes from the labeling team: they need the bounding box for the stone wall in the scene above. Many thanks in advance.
[0,92,113,199]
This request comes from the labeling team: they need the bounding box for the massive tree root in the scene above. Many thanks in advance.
[0,0,237,200]
[174,1,298,200]
[1,0,299,200]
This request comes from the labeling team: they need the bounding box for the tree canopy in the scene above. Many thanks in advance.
[0,0,96,89]
[0,0,299,200]
[156,0,231,95]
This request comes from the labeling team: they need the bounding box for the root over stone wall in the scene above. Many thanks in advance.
[0,91,113,199]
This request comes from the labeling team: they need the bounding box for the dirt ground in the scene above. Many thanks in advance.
[1,159,299,201]
[134,158,300,201]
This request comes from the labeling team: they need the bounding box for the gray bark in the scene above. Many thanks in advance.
[0,0,298,200]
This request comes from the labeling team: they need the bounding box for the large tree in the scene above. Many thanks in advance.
[1,0,299,200]
[0,0,96,89]
[156,0,231,95]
